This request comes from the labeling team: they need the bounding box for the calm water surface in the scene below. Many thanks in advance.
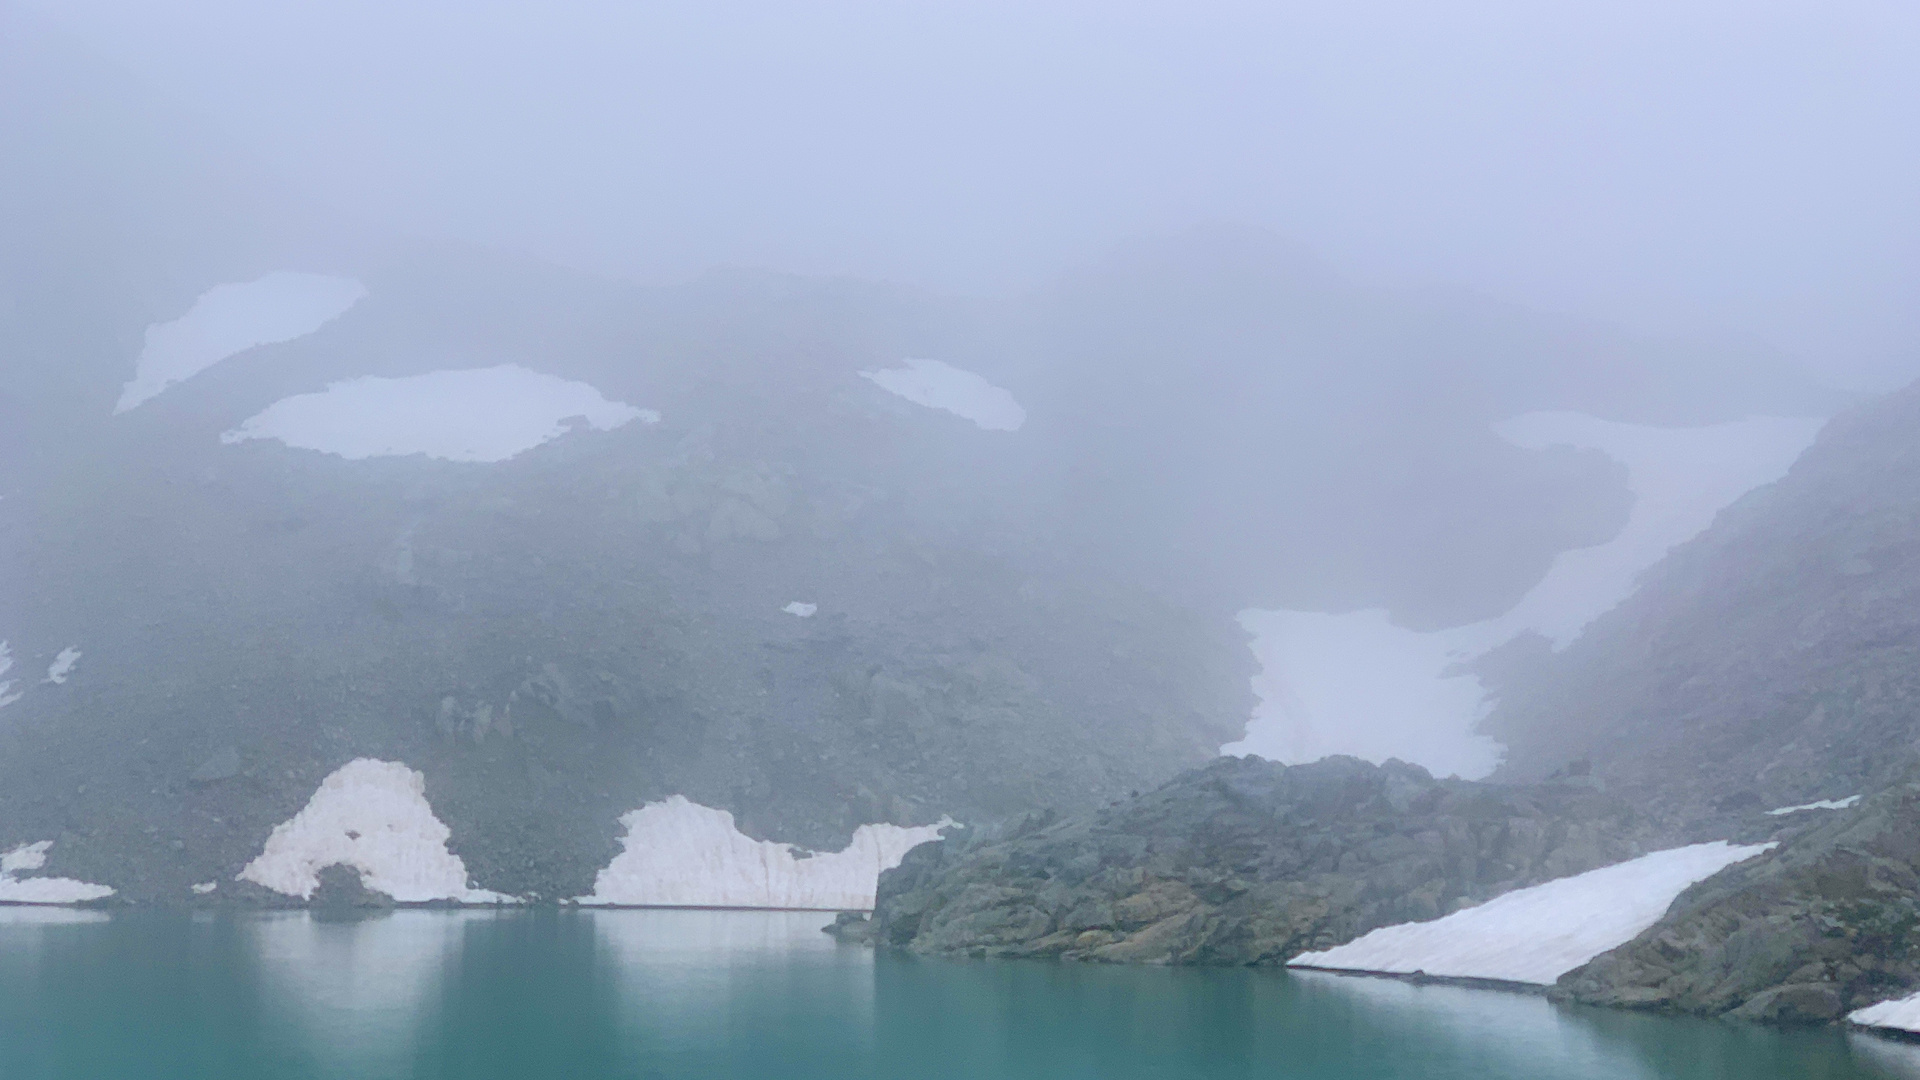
[1,906,1916,1079]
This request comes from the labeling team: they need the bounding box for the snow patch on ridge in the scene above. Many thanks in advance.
[782,602,817,617]
[222,364,656,463]
[238,759,509,903]
[1289,841,1775,985]
[1226,414,1825,778]
[578,795,951,909]
[1767,795,1860,815]
[0,841,116,904]
[44,646,80,685]
[116,272,366,412]
[862,359,1026,431]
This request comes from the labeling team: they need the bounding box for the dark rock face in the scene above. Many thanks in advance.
[1555,778,1920,1021]
[1485,380,1920,829]
[871,755,1659,964]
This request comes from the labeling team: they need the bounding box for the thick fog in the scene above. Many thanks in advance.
[19,0,1920,389]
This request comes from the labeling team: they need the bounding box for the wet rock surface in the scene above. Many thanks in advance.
[1555,775,1920,1022]
[871,755,1661,964]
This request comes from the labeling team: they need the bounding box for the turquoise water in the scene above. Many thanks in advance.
[0,906,1914,1079]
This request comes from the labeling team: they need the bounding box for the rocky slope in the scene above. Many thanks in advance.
[861,755,1663,963]
[1484,378,1920,827]
[1554,774,1920,1024]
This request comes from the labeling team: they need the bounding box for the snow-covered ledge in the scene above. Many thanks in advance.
[1289,841,1774,986]
[577,795,951,910]
[239,759,510,903]
[862,359,1026,431]
[1851,990,1920,1034]
[0,841,115,904]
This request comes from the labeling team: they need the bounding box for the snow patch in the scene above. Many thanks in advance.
[1851,991,1920,1033]
[578,795,951,909]
[0,641,17,710]
[221,364,656,463]
[191,881,218,895]
[0,841,116,904]
[782,602,817,617]
[1226,414,1824,778]
[44,646,80,685]
[116,272,366,412]
[1289,841,1775,985]
[862,359,1026,431]
[238,759,508,903]
[1767,795,1860,815]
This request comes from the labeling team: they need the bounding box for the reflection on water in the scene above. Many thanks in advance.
[0,908,1905,1079]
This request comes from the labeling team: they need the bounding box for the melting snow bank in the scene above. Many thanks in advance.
[862,359,1026,431]
[1227,413,1824,777]
[239,759,510,903]
[1851,991,1920,1035]
[1289,841,1774,986]
[116,272,366,412]
[1767,795,1860,815]
[0,841,115,904]
[222,364,657,462]
[578,795,952,910]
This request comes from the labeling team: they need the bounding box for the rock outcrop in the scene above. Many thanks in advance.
[870,755,1660,963]
[1554,775,1920,1024]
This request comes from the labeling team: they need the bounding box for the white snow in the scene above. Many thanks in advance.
[221,364,657,463]
[1289,841,1774,985]
[116,272,366,412]
[1767,795,1860,815]
[1851,991,1920,1033]
[782,602,818,617]
[238,758,509,903]
[1225,413,1824,778]
[0,641,17,710]
[577,794,951,909]
[862,358,1026,431]
[191,881,219,895]
[43,646,80,685]
[0,841,116,904]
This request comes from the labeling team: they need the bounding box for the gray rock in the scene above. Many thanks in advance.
[872,755,1658,965]
[189,746,242,784]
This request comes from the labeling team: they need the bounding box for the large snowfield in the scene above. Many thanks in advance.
[116,272,366,413]
[221,364,656,462]
[1288,841,1775,985]
[1226,413,1824,777]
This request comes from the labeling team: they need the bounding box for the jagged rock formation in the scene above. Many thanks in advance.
[869,755,1660,963]
[1485,379,1920,828]
[1554,776,1920,1024]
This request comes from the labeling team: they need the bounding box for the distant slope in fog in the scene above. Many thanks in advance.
[1485,378,1920,826]
[0,11,1850,905]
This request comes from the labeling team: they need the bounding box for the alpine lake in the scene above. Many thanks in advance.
[1,906,1914,1080]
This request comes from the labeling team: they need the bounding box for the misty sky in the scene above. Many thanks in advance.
[24,0,1920,390]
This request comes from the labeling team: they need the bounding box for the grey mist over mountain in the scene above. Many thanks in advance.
[2,0,1918,965]
[17,0,1920,391]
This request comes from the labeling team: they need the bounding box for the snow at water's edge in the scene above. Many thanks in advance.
[116,273,367,412]
[1851,990,1920,1033]
[0,841,116,904]
[578,795,953,910]
[1767,795,1860,815]
[222,365,657,463]
[1288,841,1775,985]
[1225,414,1826,777]
[239,759,510,903]
[863,359,1026,431]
